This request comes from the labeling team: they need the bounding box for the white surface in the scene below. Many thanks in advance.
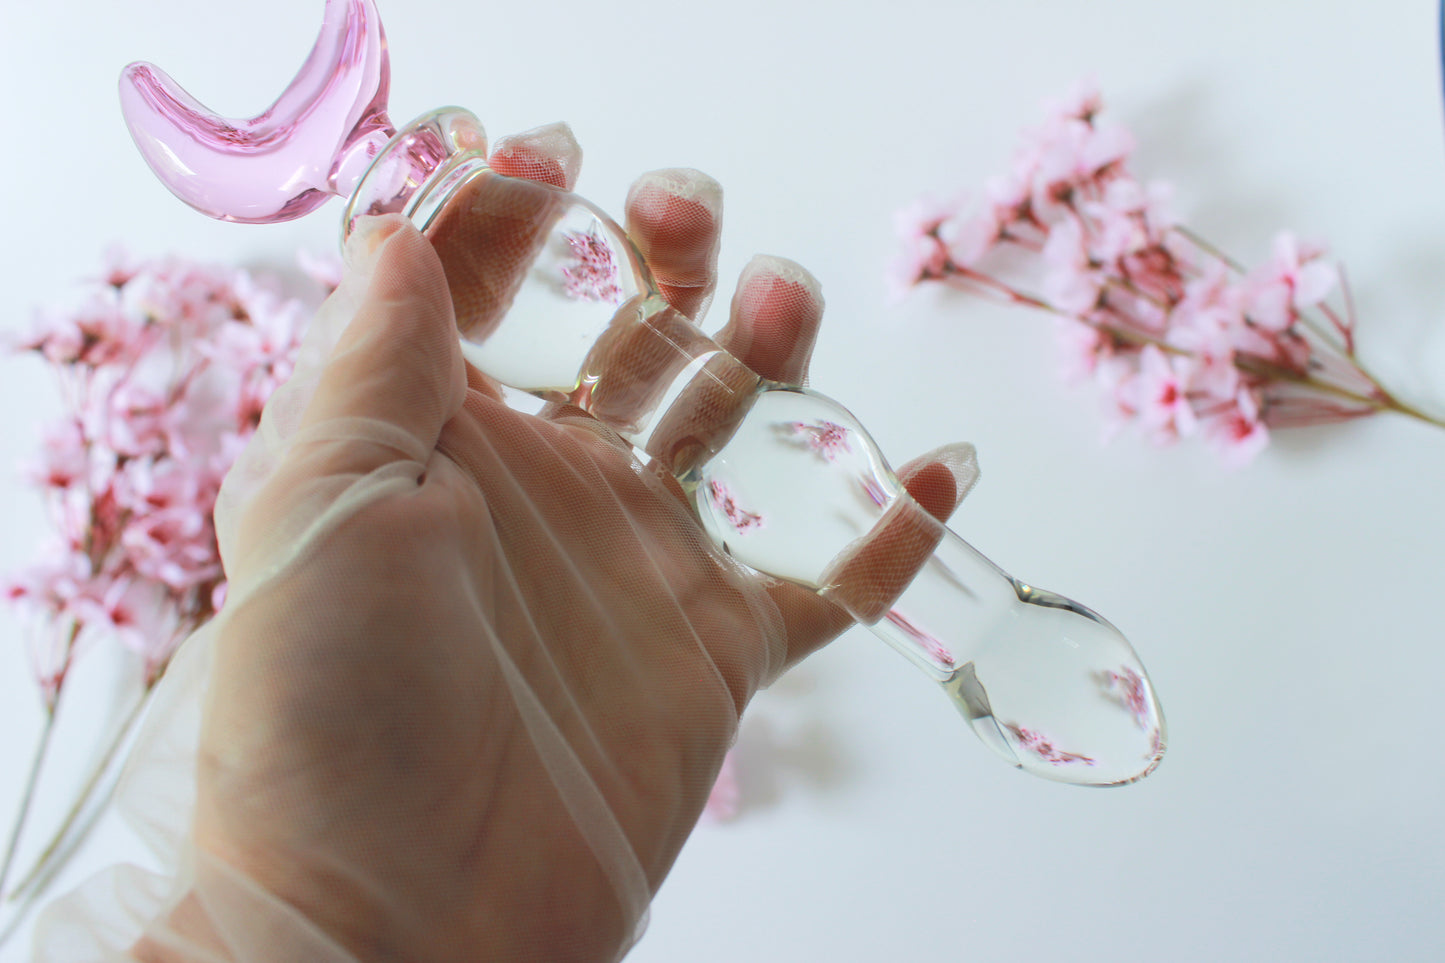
[3,0,1445,960]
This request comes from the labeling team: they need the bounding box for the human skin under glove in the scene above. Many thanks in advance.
[35,127,976,963]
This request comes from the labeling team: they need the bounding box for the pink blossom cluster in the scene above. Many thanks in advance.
[707,478,764,533]
[561,229,623,304]
[891,81,1417,466]
[1003,722,1096,768]
[785,419,852,461]
[5,250,328,707]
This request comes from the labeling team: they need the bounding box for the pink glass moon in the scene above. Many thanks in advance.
[119,0,1165,786]
[119,0,394,223]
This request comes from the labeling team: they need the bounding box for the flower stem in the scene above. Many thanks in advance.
[1370,388,1445,430]
[0,774,111,952]
[1172,224,1248,274]
[0,707,57,900]
[4,688,151,904]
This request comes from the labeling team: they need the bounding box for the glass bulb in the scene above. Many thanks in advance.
[119,0,1165,785]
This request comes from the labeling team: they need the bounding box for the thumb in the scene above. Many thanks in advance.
[299,214,467,473]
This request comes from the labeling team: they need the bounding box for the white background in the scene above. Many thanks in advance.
[3,1,1445,960]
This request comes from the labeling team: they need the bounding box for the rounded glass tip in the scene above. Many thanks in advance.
[944,583,1166,786]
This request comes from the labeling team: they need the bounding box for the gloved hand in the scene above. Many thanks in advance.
[37,125,976,963]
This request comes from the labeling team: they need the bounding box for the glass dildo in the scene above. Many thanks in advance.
[119,0,1164,785]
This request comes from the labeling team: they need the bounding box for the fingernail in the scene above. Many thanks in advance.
[737,255,824,311]
[626,168,723,221]
[900,442,980,512]
[489,122,581,190]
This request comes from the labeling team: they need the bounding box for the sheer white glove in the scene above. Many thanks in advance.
[34,127,976,963]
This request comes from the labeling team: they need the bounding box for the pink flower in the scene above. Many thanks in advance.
[5,550,88,619]
[210,580,230,615]
[887,195,959,298]
[886,233,950,301]
[1083,199,1148,266]
[1041,217,1104,314]
[1204,387,1270,468]
[1135,345,1197,444]
[25,420,89,490]
[708,479,764,532]
[207,292,308,429]
[1167,266,1243,394]
[1054,317,1115,384]
[9,249,321,702]
[704,749,742,821]
[892,80,1416,466]
[1030,116,1135,217]
[1240,232,1337,332]
[116,460,221,591]
[1044,76,1104,123]
[941,207,1007,269]
[52,575,180,672]
[1095,355,1142,443]
[99,244,142,289]
[1098,177,1173,232]
[785,420,852,460]
[894,194,961,244]
[23,290,151,367]
[992,144,1045,222]
[1100,666,1151,729]
[298,248,345,291]
[1084,182,1178,293]
[98,379,174,457]
[561,230,623,304]
[1097,282,1170,337]
[8,548,136,697]
[122,259,244,339]
[1004,723,1096,766]
[940,178,1033,268]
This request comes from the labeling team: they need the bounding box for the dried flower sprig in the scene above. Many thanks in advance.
[0,249,327,913]
[890,81,1444,466]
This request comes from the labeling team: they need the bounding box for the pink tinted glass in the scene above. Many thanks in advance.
[119,0,394,223]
